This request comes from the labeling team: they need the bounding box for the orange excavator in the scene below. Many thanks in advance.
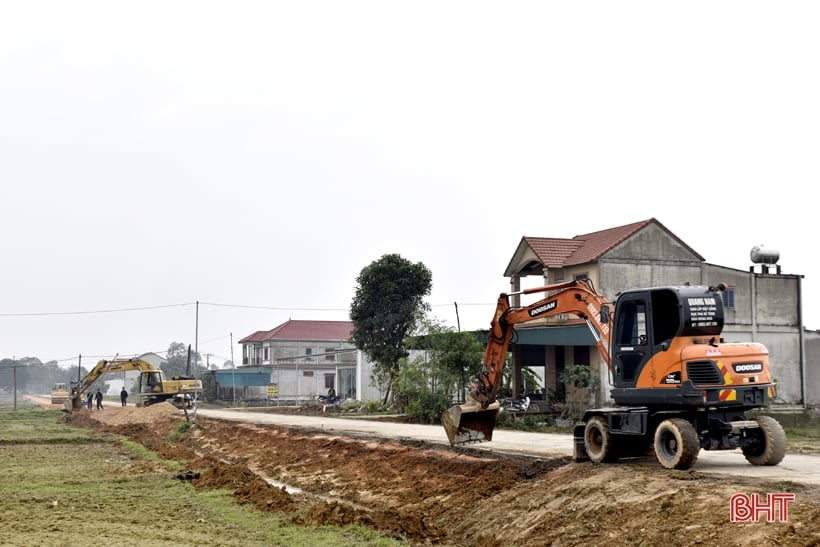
[441,279,786,470]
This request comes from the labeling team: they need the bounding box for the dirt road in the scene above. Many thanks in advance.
[196,407,820,486]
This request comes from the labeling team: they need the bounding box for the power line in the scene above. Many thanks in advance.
[199,302,348,312]
[0,303,195,317]
[0,300,494,318]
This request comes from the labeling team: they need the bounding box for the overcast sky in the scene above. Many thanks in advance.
[1,2,817,368]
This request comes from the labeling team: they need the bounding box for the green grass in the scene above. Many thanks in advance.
[0,407,94,444]
[0,407,406,547]
[784,426,820,437]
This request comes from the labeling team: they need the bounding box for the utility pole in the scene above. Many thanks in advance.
[230,333,236,408]
[13,357,17,409]
[194,301,199,373]
[193,301,200,418]
[3,357,25,410]
[454,303,465,403]
[454,301,461,333]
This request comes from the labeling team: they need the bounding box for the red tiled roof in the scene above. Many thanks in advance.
[238,320,353,344]
[515,218,703,271]
[522,238,584,269]
[564,218,655,265]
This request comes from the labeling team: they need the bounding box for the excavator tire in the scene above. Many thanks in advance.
[742,415,786,466]
[653,418,699,470]
[584,416,618,463]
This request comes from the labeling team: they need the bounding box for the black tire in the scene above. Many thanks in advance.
[742,415,787,466]
[584,416,618,463]
[653,418,700,470]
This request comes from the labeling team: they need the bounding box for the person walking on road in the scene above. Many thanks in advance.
[120,387,128,407]
[95,389,103,410]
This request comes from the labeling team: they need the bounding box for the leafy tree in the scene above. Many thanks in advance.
[0,357,43,393]
[393,355,450,424]
[559,363,599,390]
[350,254,432,405]
[162,342,203,378]
[397,320,486,423]
[500,363,543,399]
[0,357,101,395]
[558,363,600,421]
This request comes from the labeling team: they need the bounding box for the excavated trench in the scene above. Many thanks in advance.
[58,402,820,547]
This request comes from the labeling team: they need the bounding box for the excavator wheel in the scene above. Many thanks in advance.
[742,415,786,466]
[583,416,618,463]
[653,418,699,470]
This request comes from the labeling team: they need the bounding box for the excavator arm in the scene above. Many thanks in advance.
[472,279,612,405]
[442,278,613,445]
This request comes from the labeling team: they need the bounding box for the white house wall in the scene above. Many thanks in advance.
[595,259,805,405]
[804,330,820,407]
[249,350,380,404]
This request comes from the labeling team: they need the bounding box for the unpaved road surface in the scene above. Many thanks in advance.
[197,407,820,487]
[30,397,820,546]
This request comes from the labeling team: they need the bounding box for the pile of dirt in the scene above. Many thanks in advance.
[59,402,183,427]
[105,402,182,425]
[64,404,820,546]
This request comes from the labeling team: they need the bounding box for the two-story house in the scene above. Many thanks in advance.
[239,319,380,404]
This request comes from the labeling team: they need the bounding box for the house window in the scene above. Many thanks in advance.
[305,348,312,355]
[263,348,269,361]
[325,348,336,361]
[573,272,589,280]
[324,374,335,389]
[722,287,736,310]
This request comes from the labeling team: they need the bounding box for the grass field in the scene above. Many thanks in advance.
[0,400,403,547]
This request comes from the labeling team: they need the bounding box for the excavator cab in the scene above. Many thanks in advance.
[140,371,164,394]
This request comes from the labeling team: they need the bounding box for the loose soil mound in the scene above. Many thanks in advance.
[62,404,820,546]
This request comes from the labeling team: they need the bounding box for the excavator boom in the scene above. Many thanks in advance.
[442,279,611,445]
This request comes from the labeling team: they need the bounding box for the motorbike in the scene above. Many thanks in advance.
[318,394,341,406]
[502,396,540,413]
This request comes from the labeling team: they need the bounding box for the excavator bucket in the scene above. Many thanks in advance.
[64,393,83,412]
[441,401,501,446]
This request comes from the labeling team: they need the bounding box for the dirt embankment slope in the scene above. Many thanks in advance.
[55,402,820,547]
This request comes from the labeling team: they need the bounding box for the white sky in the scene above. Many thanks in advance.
[1,2,817,368]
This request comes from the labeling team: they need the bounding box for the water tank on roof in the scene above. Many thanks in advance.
[750,245,780,265]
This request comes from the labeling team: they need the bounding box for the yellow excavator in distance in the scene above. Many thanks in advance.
[66,357,202,411]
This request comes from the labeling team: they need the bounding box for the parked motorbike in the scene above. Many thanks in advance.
[318,394,341,406]
[501,396,540,413]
